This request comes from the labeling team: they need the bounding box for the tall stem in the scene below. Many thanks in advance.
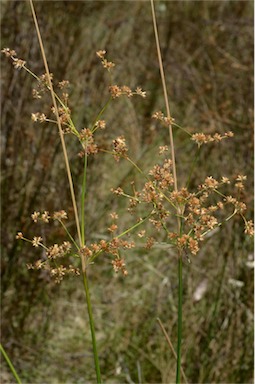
[29,0,83,253]
[176,254,183,384]
[81,153,88,246]
[82,271,101,383]
[150,0,178,193]
[150,3,184,383]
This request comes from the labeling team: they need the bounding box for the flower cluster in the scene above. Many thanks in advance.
[31,210,68,223]
[51,105,71,129]
[191,131,234,146]
[1,47,26,69]
[79,237,134,276]
[112,136,128,161]
[46,241,72,259]
[16,231,79,284]
[79,128,98,155]
[31,113,47,123]
[78,120,106,157]
[112,152,253,257]
[96,49,115,70]
[152,111,175,126]
[109,85,146,99]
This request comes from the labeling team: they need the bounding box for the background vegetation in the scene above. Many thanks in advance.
[1,1,253,383]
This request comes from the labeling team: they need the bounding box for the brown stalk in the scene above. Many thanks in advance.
[29,0,85,271]
[150,0,178,194]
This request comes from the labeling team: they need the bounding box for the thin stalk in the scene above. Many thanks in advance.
[176,254,183,384]
[0,344,22,384]
[82,271,101,383]
[81,153,88,246]
[151,3,184,383]
[150,0,178,194]
[29,0,83,260]
[92,97,112,130]
[58,220,80,251]
[29,5,99,383]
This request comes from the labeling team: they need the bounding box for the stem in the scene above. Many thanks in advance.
[0,344,22,384]
[82,272,101,383]
[58,220,80,251]
[81,153,88,246]
[176,254,183,384]
[150,0,178,193]
[29,0,83,255]
[92,97,112,130]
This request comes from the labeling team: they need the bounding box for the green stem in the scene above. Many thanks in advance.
[58,219,80,251]
[91,97,112,130]
[0,344,22,384]
[82,271,101,383]
[81,153,88,246]
[176,254,183,384]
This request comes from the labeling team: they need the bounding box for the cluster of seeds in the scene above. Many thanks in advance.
[78,120,106,157]
[109,85,146,99]
[111,152,253,256]
[16,210,81,283]
[4,46,252,281]
[152,110,234,147]
[31,210,68,223]
[96,49,115,70]
[79,237,135,276]
[191,131,234,146]
[1,47,26,69]
[112,136,129,161]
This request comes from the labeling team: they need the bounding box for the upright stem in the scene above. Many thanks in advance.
[150,0,178,193]
[82,271,101,383]
[0,344,22,384]
[150,3,184,383]
[176,255,183,384]
[81,153,88,246]
[29,0,82,251]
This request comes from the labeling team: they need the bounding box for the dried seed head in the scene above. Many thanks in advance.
[1,47,17,57]
[31,211,40,222]
[244,220,254,236]
[32,236,43,247]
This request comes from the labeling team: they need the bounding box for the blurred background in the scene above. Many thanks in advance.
[1,1,254,383]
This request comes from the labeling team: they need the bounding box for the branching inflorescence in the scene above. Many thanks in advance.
[2,34,254,384]
[2,46,253,281]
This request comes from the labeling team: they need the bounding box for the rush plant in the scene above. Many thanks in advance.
[1,1,253,383]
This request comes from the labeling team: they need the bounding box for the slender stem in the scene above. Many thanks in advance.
[58,220,80,251]
[0,344,22,384]
[176,254,183,384]
[92,97,112,130]
[29,0,83,258]
[81,153,88,246]
[151,4,184,383]
[82,272,101,383]
[150,0,178,194]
